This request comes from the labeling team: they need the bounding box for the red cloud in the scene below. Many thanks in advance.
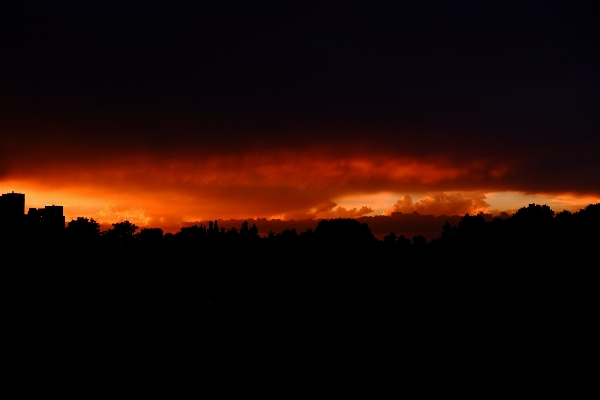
[305,200,373,219]
[385,192,490,216]
[1,137,598,230]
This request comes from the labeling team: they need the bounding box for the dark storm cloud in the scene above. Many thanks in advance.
[1,1,600,206]
[4,2,598,122]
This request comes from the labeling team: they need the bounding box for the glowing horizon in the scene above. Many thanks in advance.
[3,180,597,234]
[2,2,598,236]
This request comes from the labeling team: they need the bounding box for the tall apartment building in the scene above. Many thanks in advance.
[0,192,26,235]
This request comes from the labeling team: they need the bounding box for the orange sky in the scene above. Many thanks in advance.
[2,2,599,235]
[2,148,598,234]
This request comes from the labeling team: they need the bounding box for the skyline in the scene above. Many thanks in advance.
[2,1,599,231]
[2,189,598,241]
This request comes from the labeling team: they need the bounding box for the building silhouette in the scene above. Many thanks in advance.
[26,206,66,239]
[0,192,26,236]
[0,192,65,239]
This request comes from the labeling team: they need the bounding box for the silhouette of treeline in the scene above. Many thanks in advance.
[59,218,378,247]
[4,203,597,365]
[3,202,599,260]
[14,202,595,252]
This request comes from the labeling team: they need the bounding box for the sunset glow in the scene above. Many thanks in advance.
[2,2,599,237]
[3,171,597,235]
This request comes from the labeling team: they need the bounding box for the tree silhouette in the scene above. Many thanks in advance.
[383,232,397,244]
[456,213,486,244]
[103,220,138,245]
[412,235,427,248]
[249,223,259,239]
[441,220,457,241]
[513,203,554,225]
[276,228,299,243]
[65,217,100,241]
[137,228,163,245]
[397,234,411,250]
[240,221,249,235]
[511,203,554,244]
[314,218,377,246]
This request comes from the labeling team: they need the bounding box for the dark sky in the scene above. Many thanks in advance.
[1,1,599,226]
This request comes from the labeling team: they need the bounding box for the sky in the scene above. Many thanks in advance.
[1,1,599,234]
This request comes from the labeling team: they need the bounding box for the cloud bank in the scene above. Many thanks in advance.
[2,2,599,227]
[384,193,491,217]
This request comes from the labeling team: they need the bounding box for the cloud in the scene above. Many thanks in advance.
[97,205,153,226]
[307,200,373,219]
[0,150,481,223]
[383,195,416,214]
[384,192,490,216]
[2,2,600,215]
[2,124,599,228]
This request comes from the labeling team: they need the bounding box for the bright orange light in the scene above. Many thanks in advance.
[2,149,598,233]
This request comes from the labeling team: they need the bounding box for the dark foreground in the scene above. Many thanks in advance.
[5,242,596,375]
[3,206,598,386]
